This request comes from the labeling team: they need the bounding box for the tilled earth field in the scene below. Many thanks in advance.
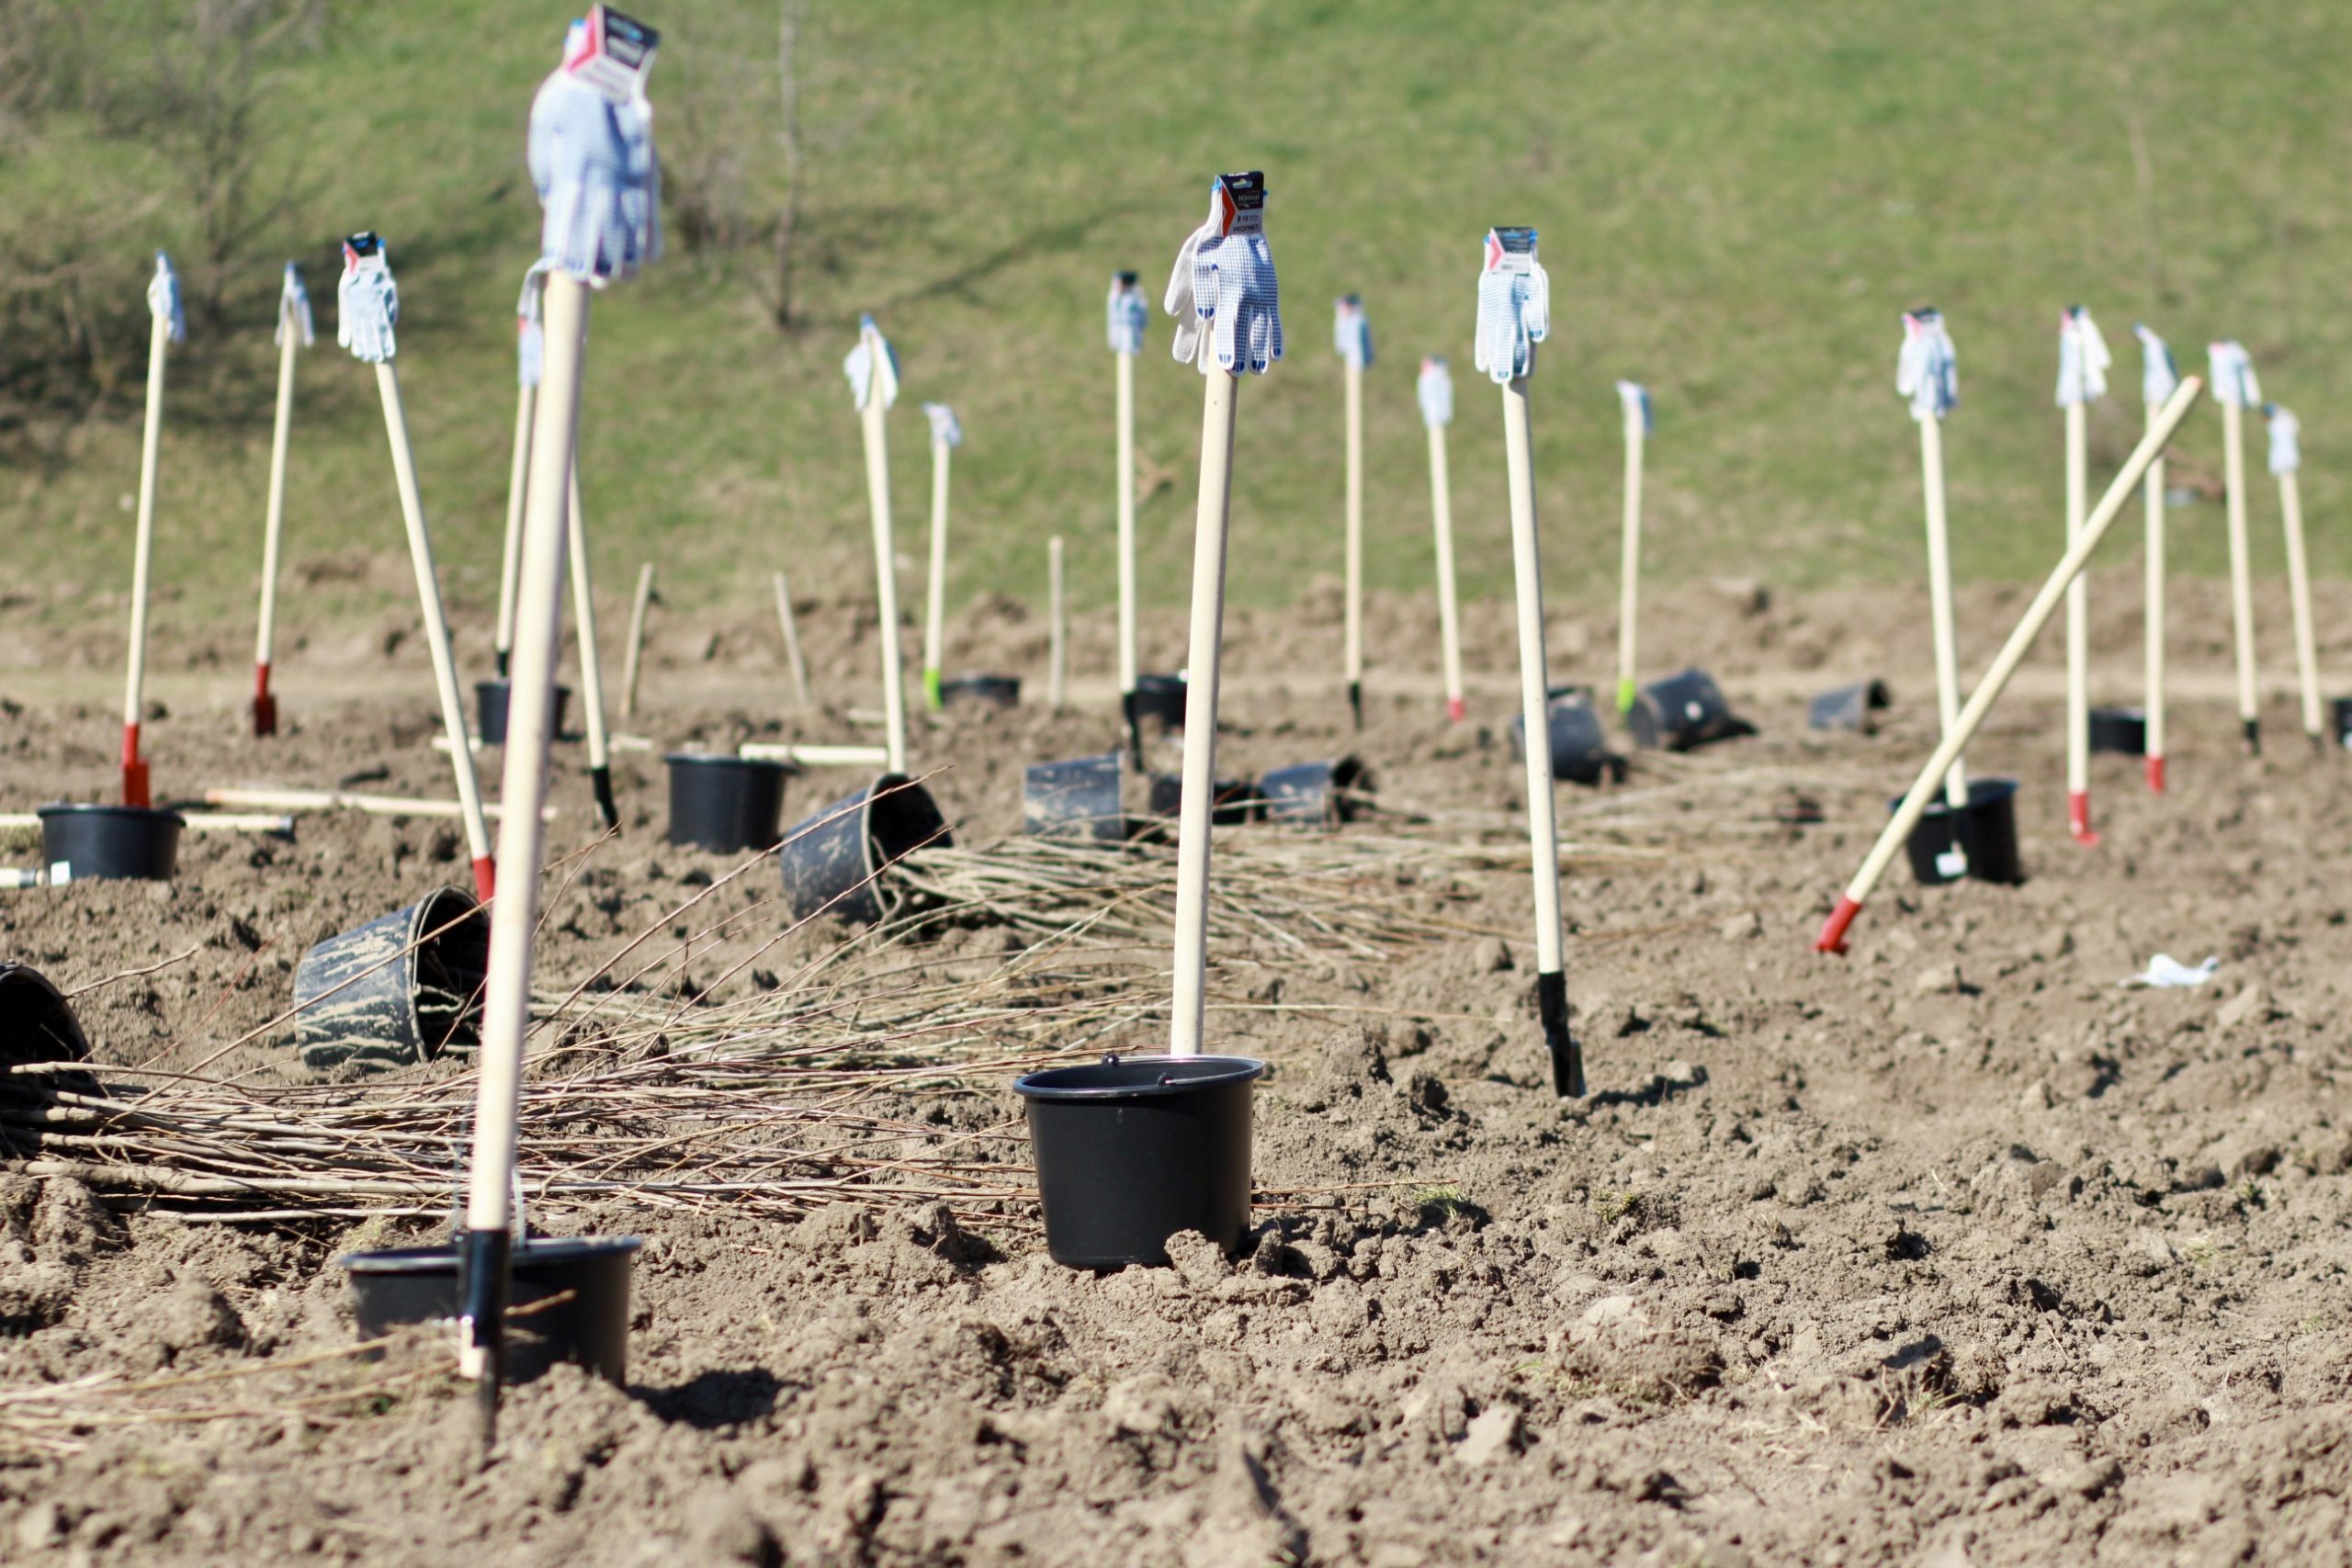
[4,575,2352,1566]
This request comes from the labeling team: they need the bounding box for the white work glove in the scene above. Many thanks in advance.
[2055,305,2110,407]
[843,314,899,410]
[147,253,186,345]
[335,233,399,364]
[1616,378,1652,435]
[2267,404,2301,475]
[922,401,963,447]
[1473,227,1549,385]
[275,262,313,348]
[2208,341,2261,410]
[526,12,662,285]
[2133,323,2177,406]
[1895,308,1958,421]
[1165,172,1283,376]
[514,260,550,389]
[1333,295,1373,370]
[1417,356,1453,427]
[1106,271,1147,355]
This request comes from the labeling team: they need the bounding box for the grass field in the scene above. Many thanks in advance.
[6,0,2349,635]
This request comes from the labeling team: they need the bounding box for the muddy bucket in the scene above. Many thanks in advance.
[2089,707,2146,756]
[38,804,185,885]
[941,674,1021,710]
[1809,679,1891,733]
[339,1235,641,1385]
[475,680,571,747]
[1893,777,2024,887]
[1023,751,1134,844]
[1016,1055,1265,1269]
[1147,772,1259,827]
[665,753,789,853]
[1261,757,1374,829]
[1507,689,1622,785]
[1125,673,1187,732]
[1627,668,1753,751]
[291,887,489,1072]
[779,774,953,925]
[0,964,96,1110]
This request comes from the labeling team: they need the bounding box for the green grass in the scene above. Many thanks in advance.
[8,0,2351,636]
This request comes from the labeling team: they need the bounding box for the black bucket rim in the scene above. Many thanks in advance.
[1896,775,2021,816]
[1016,1054,1266,1100]
[336,1234,644,1276]
[662,750,790,777]
[941,673,1022,705]
[36,802,187,829]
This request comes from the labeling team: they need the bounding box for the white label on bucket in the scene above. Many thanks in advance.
[48,861,71,886]
[1935,849,1968,878]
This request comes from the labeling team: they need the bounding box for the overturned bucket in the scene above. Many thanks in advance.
[290,887,489,1072]
[1627,668,1754,752]
[1809,679,1892,733]
[1894,777,2025,887]
[339,1235,641,1385]
[0,964,96,1114]
[475,680,571,747]
[1147,771,1259,828]
[2089,706,2146,756]
[941,674,1021,710]
[1023,751,1135,844]
[1016,1054,1265,1269]
[1507,687,1623,786]
[779,774,953,925]
[1125,673,1187,733]
[1261,756,1374,829]
[39,804,185,885]
[666,753,789,853]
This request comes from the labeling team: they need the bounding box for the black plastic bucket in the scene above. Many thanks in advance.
[0,964,96,1111]
[38,804,185,885]
[1023,751,1133,843]
[1261,757,1374,829]
[941,674,1021,710]
[779,774,953,925]
[1147,772,1259,827]
[1894,777,2024,887]
[290,887,489,1072]
[665,753,789,853]
[1809,679,1892,733]
[1628,668,1753,751]
[475,680,571,746]
[1507,690,1623,785]
[1125,673,1187,732]
[2089,706,2146,756]
[1016,1054,1265,1269]
[339,1235,641,1385]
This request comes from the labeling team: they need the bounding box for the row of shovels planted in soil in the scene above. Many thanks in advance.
[4,5,2335,1450]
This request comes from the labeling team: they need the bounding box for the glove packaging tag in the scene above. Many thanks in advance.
[564,5,661,105]
[1485,226,1539,274]
[1215,171,1266,237]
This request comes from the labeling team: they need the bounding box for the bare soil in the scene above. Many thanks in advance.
[5,571,2352,1566]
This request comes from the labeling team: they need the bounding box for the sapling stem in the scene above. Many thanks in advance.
[620,562,653,720]
[772,571,809,707]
